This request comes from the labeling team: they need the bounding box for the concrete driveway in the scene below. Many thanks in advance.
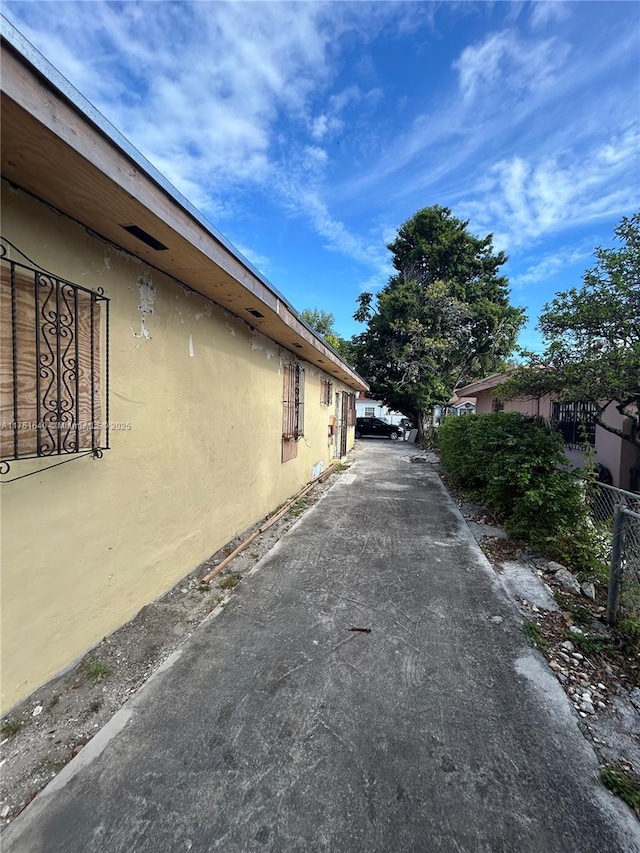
[5,442,640,852]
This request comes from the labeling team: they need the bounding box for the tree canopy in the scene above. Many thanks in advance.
[500,213,640,484]
[353,206,525,434]
[300,308,336,339]
[300,307,357,366]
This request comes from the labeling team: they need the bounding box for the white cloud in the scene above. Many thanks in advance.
[352,12,638,210]
[529,1,570,31]
[311,113,344,141]
[327,85,362,113]
[357,267,394,296]
[453,28,570,104]
[297,190,382,268]
[308,84,376,141]
[342,27,577,205]
[304,146,329,169]
[510,243,593,288]
[459,123,640,250]
[234,245,273,276]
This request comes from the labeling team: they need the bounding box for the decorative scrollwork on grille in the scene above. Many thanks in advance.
[0,237,110,480]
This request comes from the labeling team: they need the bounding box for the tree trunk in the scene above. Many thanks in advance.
[415,411,427,443]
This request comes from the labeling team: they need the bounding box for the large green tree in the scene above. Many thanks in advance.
[354,206,525,437]
[501,213,640,488]
[300,307,357,366]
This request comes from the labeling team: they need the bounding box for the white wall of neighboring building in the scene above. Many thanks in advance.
[355,397,405,426]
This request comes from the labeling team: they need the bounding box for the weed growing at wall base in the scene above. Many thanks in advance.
[84,661,113,682]
[523,621,549,652]
[86,698,104,715]
[1,718,23,737]
[600,764,640,816]
[219,572,242,590]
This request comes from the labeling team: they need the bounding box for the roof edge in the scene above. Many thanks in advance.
[456,371,510,396]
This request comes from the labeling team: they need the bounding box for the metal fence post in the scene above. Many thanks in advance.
[607,504,625,626]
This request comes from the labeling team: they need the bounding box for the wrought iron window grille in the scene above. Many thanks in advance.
[282,363,305,441]
[1,238,110,481]
[551,400,597,449]
[320,378,333,406]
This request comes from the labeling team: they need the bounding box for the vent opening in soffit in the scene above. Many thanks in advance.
[121,225,168,251]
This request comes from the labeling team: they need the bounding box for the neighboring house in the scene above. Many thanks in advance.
[0,24,367,713]
[355,392,405,426]
[456,373,637,491]
[433,396,476,424]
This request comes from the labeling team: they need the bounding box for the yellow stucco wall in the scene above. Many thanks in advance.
[0,185,354,712]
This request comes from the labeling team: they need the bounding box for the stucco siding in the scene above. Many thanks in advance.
[474,390,494,414]
[468,387,634,489]
[594,407,636,491]
[1,186,353,711]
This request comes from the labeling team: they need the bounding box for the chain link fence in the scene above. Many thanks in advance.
[587,482,640,625]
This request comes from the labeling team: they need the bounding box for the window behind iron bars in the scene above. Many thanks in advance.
[0,241,110,469]
[551,400,597,449]
[283,364,305,439]
[320,378,333,406]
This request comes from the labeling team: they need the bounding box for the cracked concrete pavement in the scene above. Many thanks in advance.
[5,441,640,852]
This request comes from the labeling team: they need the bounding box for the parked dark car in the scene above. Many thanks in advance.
[355,417,401,440]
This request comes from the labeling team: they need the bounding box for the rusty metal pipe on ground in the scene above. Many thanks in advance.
[201,463,338,584]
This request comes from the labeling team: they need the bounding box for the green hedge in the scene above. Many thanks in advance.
[438,413,586,551]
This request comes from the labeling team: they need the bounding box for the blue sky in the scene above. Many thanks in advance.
[4,1,639,352]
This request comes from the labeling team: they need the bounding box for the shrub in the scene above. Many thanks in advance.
[437,415,482,492]
[439,413,591,562]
